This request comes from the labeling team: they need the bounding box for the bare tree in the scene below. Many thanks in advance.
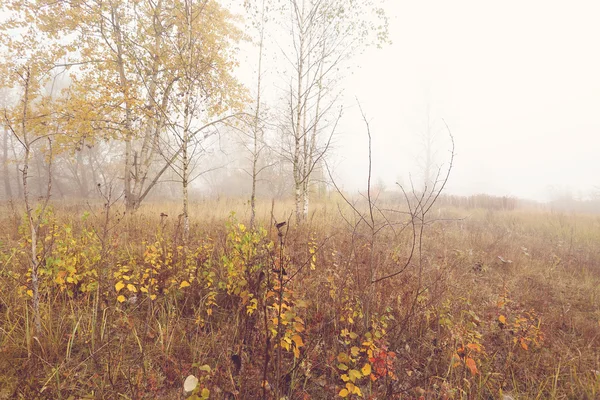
[278,0,388,224]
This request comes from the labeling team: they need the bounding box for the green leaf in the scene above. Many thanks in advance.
[198,364,212,373]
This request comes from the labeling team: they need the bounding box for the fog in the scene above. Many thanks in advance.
[1,0,599,208]
[335,0,600,201]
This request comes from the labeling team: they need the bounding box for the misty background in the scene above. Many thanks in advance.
[1,0,599,208]
[338,0,600,202]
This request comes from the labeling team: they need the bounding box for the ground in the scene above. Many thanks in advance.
[0,198,599,399]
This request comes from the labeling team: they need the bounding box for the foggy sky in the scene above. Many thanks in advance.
[335,0,600,201]
[4,1,599,202]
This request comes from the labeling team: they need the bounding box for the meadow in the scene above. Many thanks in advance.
[1,197,599,399]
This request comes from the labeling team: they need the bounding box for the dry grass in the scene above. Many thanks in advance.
[1,198,600,399]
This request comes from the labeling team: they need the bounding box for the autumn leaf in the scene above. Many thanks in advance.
[498,315,507,324]
[466,343,482,352]
[115,281,125,292]
[361,363,372,376]
[117,295,126,303]
[348,369,362,382]
[338,352,350,363]
[465,357,478,376]
[291,334,304,348]
[127,283,137,293]
[339,388,349,398]
[200,388,210,399]
[180,280,191,288]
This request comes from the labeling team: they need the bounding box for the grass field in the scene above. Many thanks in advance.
[1,198,600,399]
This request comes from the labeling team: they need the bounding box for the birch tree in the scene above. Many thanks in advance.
[279,0,388,223]
[0,24,66,335]
[4,0,246,211]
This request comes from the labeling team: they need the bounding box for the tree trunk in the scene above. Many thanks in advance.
[181,0,193,244]
[110,3,136,211]
[293,1,306,225]
[2,125,11,199]
[19,68,42,336]
[250,0,266,230]
[77,146,89,198]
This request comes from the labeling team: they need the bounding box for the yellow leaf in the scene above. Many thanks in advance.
[291,334,304,348]
[127,284,137,293]
[115,281,125,292]
[117,295,126,303]
[180,280,191,288]
[293,346,300,358]
[26,289,33,298]
[339,388,349,398]
[350,346,360,357]
[338,363,348,371]
[337,352,350,363]
[201,388,210,399]
[140,287,149,293]
[498,315,507,324]
[149,294,157,300]
[361,363,372,376]
[348,369,362,383]
[198,364,211,372]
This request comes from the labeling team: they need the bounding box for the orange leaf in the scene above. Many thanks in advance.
[465,358,478,376]
[498,315,507,324]
[466,343,482,352]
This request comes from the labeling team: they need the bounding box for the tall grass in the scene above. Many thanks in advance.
[0,198,599,399]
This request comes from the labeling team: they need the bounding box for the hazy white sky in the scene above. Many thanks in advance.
[333,0,600,201]
[4,1,598,201]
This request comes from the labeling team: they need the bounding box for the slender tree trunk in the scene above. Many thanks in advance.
[110,3,136,210]
[293,1,306,225]
[77,146,89,198]
[2,125,11,199]
[18,68,42,335]
[250,0,266,230]
[181,0,194,243]
[182,122,190,242]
